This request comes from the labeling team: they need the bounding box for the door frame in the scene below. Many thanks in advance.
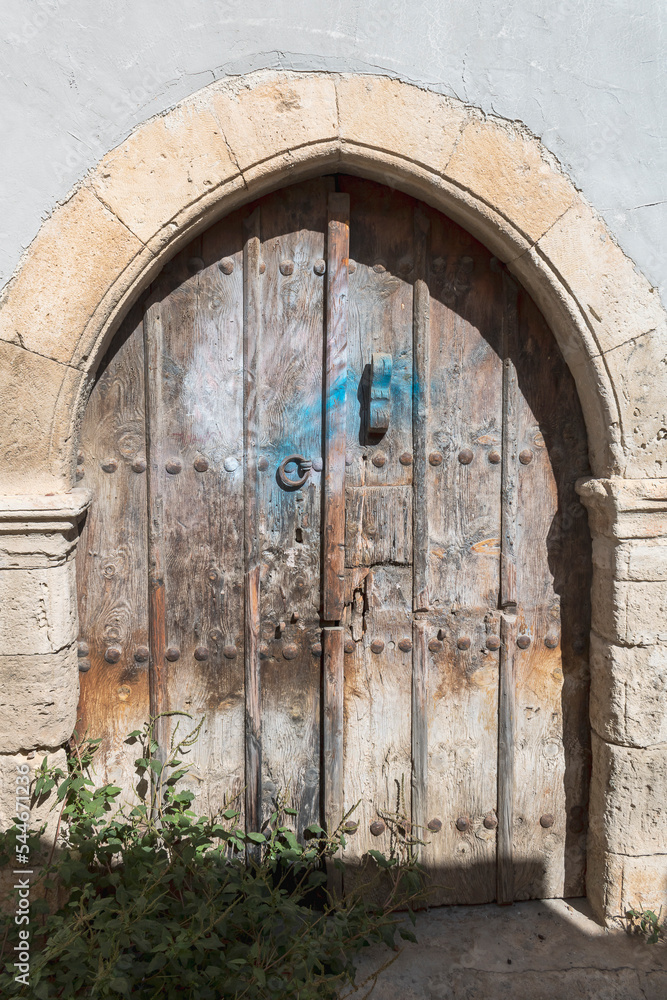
[1,71,666,925]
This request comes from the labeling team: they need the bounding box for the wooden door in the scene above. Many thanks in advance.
[77,176,591,904]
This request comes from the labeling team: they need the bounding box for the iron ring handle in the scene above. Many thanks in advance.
[277,454,312,490]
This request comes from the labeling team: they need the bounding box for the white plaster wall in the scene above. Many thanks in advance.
[1,0,665,306]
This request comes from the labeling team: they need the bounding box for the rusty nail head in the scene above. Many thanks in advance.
[187,256,205,273]
[570,817,585,834]
[78,660,91,673]
[398,638,412,652]
[457,636,471,650]
[483,812,498,830]
[259,261,266,274]
[77,641,89,657]
[458,448,474,465]
[544,634,559,649]
[101,460,118,473]
[344,639,355,654]
[132,458,147,473]
[488,450,501,464]
[224,456,239,472]
[370,820,386,837]
[348,259,357,273]
[517,634,531,649]
[455,816,470,832]
[258,457,269,471]
[193,457,209,472]
[166,460,182,475]
[194,646,209,661]
[219,258,234,274]
[372,452,386,468]
[399,452,413,466]
[313,258,326,275]
[371,639,385,654]
[283,643,298,660]
[166,647,180,662]
[311,642,322,656]
[427,818,442,833]
[519,449,534,465]
[104,646,121,664]
[345,453,354,466]
[373,261,387,273]
[280,260,294,276]
[428,638,443,652]
[540,814,555,829]
[429,452,444,466]
[76,468,85,480]
[209,628,223,642]
[134,646,150,662]
[486,635,501,651]
[259,644,270,659]
[77,450,84,464]
[223,645,237,659]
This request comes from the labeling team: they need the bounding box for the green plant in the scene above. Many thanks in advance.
[625,905,665,944]
[0,715,424,999]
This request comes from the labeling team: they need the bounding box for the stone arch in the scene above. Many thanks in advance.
[1,71,665,924]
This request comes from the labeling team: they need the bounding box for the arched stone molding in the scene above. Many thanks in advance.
[0,71,665,924]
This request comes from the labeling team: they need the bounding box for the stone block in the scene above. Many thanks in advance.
[0,646,78,752]
[90,103,243,249]
[337,75,466,175]
[444,118,575,244]
[588,833,667,924]
[0,561,78,656]
[589,732,667,857]
[591,572,667,645]
[590,634,667,747]
[0,186,144,366]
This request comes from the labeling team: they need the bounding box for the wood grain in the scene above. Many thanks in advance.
[411,620,428,857]
[412,205,430,611]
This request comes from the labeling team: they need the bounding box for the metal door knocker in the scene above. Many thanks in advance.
[277,454,312,490]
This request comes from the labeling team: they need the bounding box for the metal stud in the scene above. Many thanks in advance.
[76,467,85,480]
[104,646,121,664]
[283,644,298,660]
[399,452,413,466]
[77,641,89,658]
[519,449,534,465]
[77,450,84,465]
[455,816,470,832]
[483,812,498,830]
[540,814,555,829]
[223,645,238,659]
[258,457,269,471]
[370,820,386,837]
[486,635,501,651]
[166,647,180,662]
[134,646,149,662]
[398,638,412,652]
[312,457,323,472]
[193,457,209,472]
[428,638,443,652]
[517,634,531,649]
[427,818,442,833]
[209,629,223,642]
[458,448,474,465]
[544,634,559,649]
[429,452,443,466]
[313,259,326,275]
[279,260,294,276]
[311,642,322,656]
[101,460,118,473]
[345,453,354,466]
[348,260,357,274]
[219,258,234,275]
[165,460,182,475]
[78,660,91,673]
[344,639,355,654]
[371,639,385,654]
[259,262,266,274]
[194,646,209,661]
[259,645,270,659]
[372,452,386,468]
[372,261,387,273]
[132,458,147,473]
[342,821,359,833]
[224,456,239,472]
[457,636,471,650]
[187,256,205,273]
[488,450,501,464]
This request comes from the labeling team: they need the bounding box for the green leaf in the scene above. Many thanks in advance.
[246,832,266,844]
[399,927,417,943]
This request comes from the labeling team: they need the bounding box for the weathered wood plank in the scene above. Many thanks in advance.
[497,611,517,904]
[344,485,412,567]
[77,302,149,798]
[412,206,430,611]
[323,626,344,831]
[323,191,349,621]
[411,620,428,857]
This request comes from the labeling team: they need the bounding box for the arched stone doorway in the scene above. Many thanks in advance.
[0,73,665,923]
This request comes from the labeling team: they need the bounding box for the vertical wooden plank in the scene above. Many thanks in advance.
[243,208,262,836]
[412,207,430,613]
[323,626,344,830]
[496,272,520,904]
[77,303,149,797]
[411,620,428,854]
[323,192,349,622]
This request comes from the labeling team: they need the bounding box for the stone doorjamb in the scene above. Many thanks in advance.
[0,71,665,923]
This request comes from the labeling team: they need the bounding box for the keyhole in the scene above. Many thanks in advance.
[295,527,303,543]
